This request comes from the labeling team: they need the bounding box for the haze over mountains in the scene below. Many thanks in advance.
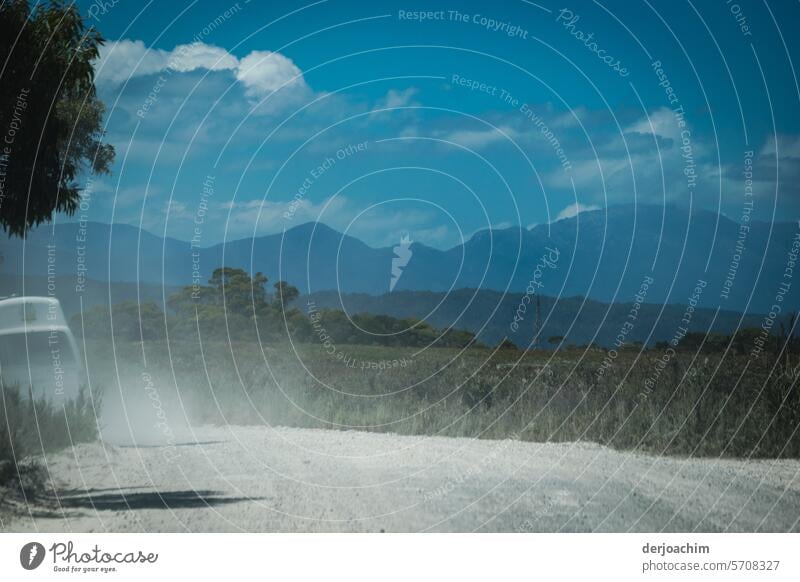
[2,204,798,314]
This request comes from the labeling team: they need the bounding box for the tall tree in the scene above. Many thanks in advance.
[0,0,114,237]
[208,267,268,314]
[273,280,299,312]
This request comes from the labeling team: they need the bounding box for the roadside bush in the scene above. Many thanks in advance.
[0,385,100,496]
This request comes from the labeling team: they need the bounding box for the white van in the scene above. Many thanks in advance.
[0,296,83,403]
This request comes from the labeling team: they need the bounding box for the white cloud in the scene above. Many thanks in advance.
[167,42,239,73]
[410,224,451,246]
[551,106,587,129]
[555,203,600,221]
[377,88,419,110]
[760,134,800,160]
[95,39,309,105]
[439,126,517,149]
[95,40,170,85]
[234,50,307,99]
[625,107,680,141]
[95,40,238,86]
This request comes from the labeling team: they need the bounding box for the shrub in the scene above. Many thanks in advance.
[0,384,100,496]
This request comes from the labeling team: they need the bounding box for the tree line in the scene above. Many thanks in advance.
[75,267,478,349]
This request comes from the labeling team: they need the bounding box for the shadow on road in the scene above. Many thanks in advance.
[54,489,256,511]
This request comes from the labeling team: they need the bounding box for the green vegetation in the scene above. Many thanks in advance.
[75,268,479,348]
[0,386,99,496]
[673,319,799,357]
[0,0,114,237]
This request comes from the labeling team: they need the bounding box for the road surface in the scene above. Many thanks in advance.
[3,425,799,532]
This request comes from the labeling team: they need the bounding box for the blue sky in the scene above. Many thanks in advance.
[72,0,800,248]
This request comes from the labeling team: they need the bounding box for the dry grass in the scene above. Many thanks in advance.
[1,384,100,496]
[80,339,800,458]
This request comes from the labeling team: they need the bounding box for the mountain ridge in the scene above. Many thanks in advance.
[2,204,797,313]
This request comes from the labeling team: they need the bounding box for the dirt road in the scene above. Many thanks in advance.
[3,426,799,532]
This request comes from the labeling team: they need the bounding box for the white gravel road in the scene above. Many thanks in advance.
[3,426,799,532]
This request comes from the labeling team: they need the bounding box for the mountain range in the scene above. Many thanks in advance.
[1,204,797,314]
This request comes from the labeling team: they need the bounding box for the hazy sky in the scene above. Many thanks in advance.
[71,0,800,248]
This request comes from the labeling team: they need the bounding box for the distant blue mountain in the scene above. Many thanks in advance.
[2,204,797,313]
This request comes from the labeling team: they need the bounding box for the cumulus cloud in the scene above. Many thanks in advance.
[168,42,240,73]
[94,40,171,85]
[555,203,601,221]
[95,40,237,85]
[234,50,307,99]
[95,39,309,105]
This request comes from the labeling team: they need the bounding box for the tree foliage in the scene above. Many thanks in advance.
[274,280,300,310]
[78,267,477,348]
[0,0,114,237]
[163,268,306,340]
